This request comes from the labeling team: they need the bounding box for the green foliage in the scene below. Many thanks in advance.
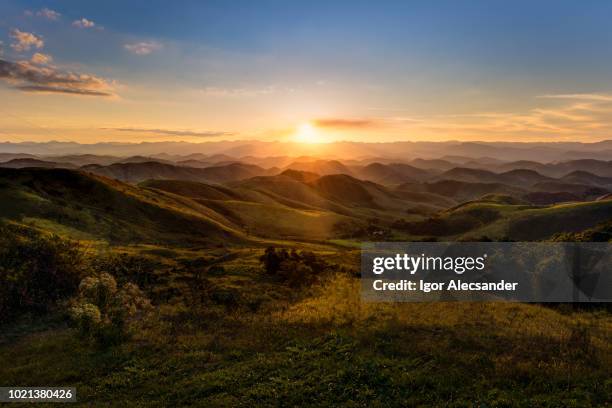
[551,220,612,242]
[69,273,152,347]
[92,253,162,288]
[260,247,330,287]
[0,223,87,323]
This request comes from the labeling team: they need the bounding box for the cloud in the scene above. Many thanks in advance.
[538,93,612,102]
[10,29,44,52]
[36,8,61,20]
[102,127,233,138]
[0,58,114,96]
[124,41,162,55]
[72,18,96,29]
[403,96,612,139]
[0,41,3,56]
[313,118,376,128]
[31,52,52,65]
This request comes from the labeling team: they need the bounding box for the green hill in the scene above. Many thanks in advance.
[0,168,243,246]
[455,199,612,240]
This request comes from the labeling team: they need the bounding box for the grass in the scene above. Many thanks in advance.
[1,249,610,407]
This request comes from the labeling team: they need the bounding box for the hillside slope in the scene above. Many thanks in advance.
[0,168,243,245]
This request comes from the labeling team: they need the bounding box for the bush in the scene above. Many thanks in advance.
[260,247,330,287]
[69,273,152,347]
[0,224,87,323]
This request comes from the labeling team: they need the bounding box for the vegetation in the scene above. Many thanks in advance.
[69,273,152,347]
[0,223,86,323]
[0,165,611,406]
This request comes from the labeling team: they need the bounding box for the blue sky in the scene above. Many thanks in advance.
[1,0,612,142]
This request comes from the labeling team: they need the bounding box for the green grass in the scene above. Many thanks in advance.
[1,269,610,407]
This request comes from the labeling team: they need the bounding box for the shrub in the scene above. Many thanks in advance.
[0,223,87,323]
[92,253,161,288]
[259,247,330,287]
[69,273,152,347]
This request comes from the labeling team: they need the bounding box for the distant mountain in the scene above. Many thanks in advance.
[0,153,38,161]
[279,169,321,183]
[560,171,612,187]
[81,161,270,184]
[117,155,175,165]
[285,159,353,176]
[441,156,506,166]
[4,140,609,161]
[175,159,213,168]
[435,167,554,188]
[42,154,119,166]
[548,160,612,178]
[408,158,456,172]
[497,169,552,187]
[399,180,527,202]
[495,160,549,174]
[355,162,433,185]
[0,158,76,169]
[497,159,612,178]
[434,168,503,184]
[531,181,609,199]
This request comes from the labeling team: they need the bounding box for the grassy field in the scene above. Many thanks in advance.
[1,253,610,406]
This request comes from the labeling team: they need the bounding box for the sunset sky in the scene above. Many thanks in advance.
[2,0,612,143]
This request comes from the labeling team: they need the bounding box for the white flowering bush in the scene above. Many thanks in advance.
[69,273,151,346]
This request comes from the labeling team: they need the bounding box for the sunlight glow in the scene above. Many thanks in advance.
[294,122,322,143]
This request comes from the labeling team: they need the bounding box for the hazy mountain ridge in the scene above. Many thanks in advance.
[1,140,612,161]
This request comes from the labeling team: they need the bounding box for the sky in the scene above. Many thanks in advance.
[1,0,612,143]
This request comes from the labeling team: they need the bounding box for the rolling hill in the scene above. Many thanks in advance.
[399,180,528,202]
[284,159,353,176]
[0,158,77,169]
[355,163,433,185]
[0,168,243,245]
[82,162,271,184]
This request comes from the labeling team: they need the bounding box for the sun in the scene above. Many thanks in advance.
[293,122,322,143]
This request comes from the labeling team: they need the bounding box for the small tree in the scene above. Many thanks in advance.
[69,272,151,347]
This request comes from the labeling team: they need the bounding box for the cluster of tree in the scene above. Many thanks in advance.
[259,247,331,287]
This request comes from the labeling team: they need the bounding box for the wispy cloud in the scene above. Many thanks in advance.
[404,98,612,139]
[10,29,44,52]
[102,127,233,138]
[0,58,114,96]
[124,41,162,55]
[36,8,61,20]
[72,18,96,29]
[313,118,376,128]
[538,93,612,102]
